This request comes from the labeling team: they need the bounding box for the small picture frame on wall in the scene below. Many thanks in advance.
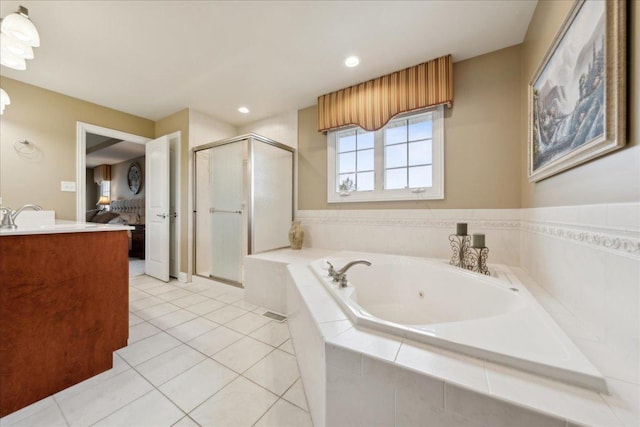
[528,0,626,182]
[127,162,142,194]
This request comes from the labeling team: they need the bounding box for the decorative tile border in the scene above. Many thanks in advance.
[296,205,640,259]
[295,210,521,230]
[522,221,640,259]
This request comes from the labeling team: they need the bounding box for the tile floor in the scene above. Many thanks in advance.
[1,275,313,427]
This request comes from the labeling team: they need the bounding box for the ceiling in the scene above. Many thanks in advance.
[86,132,145,168]
[0,1,537,126]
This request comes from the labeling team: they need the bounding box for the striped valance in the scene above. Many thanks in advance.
[318,55,453,133]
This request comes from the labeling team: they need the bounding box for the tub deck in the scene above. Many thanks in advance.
[310,252,607,392]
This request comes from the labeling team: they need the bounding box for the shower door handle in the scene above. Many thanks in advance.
[209,208,243,214]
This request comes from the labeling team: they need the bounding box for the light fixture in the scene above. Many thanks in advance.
[0,88,10,115]
[0,49,27,70]
[345,56,360,68]
[97,195,111,211]
[238,106,250,114]
[1,6,40,47]
[1,33,33,58]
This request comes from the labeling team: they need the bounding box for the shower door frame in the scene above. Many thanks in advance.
[192,133,295,286]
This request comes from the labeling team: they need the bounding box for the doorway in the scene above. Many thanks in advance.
[76,123,182,281]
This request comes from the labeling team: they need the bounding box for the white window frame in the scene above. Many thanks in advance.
[327,105,444,203]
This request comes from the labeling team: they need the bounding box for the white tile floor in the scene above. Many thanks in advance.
[1,275,313,427]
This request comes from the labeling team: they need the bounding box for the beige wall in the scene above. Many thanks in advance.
[297,45,523,210]
[111,156,145,201]
[520,0,640,207]
[0,78,154,220]
[155,109,190,274]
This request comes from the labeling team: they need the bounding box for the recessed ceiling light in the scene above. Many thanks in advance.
[345,56,360,68]
[238,106,250,114]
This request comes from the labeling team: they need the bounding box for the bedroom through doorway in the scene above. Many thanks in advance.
[84,131,148,277]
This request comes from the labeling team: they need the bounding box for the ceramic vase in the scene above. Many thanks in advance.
[288,221,304,250]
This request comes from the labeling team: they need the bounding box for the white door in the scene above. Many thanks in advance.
[169,133,181,279]
[145,135,170,282]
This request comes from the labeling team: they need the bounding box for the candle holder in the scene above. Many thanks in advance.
[464,247,490,276]
[448,234,471,268]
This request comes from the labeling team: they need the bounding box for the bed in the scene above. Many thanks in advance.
[86,199,145,257]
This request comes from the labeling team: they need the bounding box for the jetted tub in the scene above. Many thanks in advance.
[309,252,607,392]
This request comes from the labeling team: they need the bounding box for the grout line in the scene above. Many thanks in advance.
[52,396,71,427]
[250,397,281,427]
[278,379,309,412]
[393,340,403,362]
[52,277,310,427]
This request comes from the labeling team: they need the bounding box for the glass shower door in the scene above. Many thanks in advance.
[209,141,245,283]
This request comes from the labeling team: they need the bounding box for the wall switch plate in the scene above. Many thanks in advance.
[61,181,76,192]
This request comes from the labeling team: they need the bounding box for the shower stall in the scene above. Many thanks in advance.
[193,134,294,286]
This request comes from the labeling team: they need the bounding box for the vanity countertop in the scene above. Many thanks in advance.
[0,221,133,236]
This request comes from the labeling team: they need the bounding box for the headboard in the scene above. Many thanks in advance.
[110,199,145,224]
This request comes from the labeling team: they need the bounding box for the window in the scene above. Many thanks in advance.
[327,106,444,202]
[100,181,110,198]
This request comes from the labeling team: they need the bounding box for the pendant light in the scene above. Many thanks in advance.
[1,33,33,58]
[0,5,39,114]
[0,88,11,115]
[0,49,27,70]
[1,6,40,47]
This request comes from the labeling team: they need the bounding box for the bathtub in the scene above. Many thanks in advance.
[309,252,607,392]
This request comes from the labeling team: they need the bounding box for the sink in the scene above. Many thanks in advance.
[14,210,56,227]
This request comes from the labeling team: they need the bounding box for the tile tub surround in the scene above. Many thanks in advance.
[286,261,632,427]
[294,203,639,426]
[244,248,335,314]
[0,275,312,427]
[295,209,522,266]
[309,252,607,392]
[520,202,640,427]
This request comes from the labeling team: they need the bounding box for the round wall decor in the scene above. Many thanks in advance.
[127,162,142,194]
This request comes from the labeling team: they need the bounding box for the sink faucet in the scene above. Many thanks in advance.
[329,259,372,288]
[0,204,42,229]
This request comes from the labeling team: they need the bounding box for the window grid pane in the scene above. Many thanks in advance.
[336,130,376,192]
[385,168,407,189]
[382,115,434,189]
[334,110,436,195]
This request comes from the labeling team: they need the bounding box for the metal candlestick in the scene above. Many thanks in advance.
[448,234,471,268]
[464,247,490,275]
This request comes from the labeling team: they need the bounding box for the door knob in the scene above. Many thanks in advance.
[156,213,167,219]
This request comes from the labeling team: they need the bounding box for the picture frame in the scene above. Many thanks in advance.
[528,0,626,182]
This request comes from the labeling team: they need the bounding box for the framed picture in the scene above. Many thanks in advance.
[528,0,626,182]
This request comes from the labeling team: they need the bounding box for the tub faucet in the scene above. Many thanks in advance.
[0,204,42,229]
[331,259,372,288]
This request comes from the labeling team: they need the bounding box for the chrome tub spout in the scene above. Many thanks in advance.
[331,259,372,288]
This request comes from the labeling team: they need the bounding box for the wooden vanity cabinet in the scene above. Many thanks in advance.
[0,230,129,417]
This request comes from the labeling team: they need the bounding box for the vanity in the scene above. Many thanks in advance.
[0,223,131,417]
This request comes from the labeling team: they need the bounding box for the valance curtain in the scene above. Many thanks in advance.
[317,55,453,133]
[93,164,111,184]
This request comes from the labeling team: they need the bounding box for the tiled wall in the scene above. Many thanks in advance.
[296,209,521,265]
[286,270,326,427]
[295,203,640,425]
[520,203,640,426]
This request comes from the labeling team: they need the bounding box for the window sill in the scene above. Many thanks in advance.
[328,188,444,203]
